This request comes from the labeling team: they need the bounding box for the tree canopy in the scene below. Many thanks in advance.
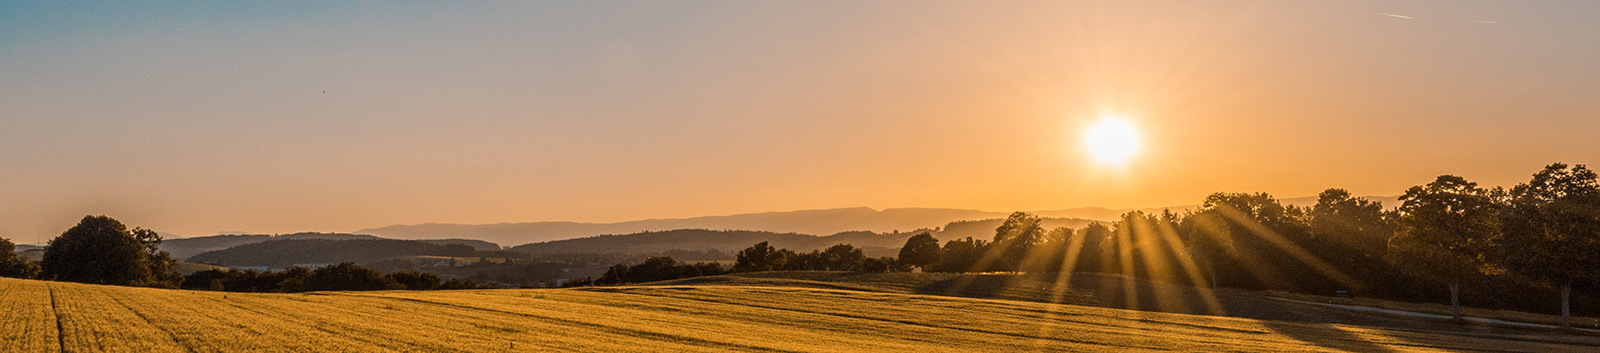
[41,215,181,287]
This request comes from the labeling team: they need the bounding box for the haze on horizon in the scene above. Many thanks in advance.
[3,1,1598,239]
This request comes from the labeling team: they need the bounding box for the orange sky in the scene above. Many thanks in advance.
[2,1,1598,240]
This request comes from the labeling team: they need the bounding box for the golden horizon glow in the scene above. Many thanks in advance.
[1,2,1596,238]
[1085,118,1141,165]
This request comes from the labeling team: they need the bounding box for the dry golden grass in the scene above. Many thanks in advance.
[4,276,1599,352]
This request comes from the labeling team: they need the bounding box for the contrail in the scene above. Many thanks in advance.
[1478,20,1499,24]
[1379,13,1413,19]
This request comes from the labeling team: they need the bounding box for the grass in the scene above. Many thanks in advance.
[4,276,1600,352]
[1265,290,1600,329]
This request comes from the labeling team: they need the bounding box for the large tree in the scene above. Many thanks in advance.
[819,244,866,271]
[991,212,1046,271]
[0,237,41,279]
[897,232,942,271]
[1502,163,1600,329]
[41,215,181,287]
[1308,188,1398,292]
[1389,175,1503,320]
[733,241,787,272]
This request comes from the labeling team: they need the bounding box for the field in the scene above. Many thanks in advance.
[4,276,1600,352]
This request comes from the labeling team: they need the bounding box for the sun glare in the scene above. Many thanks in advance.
[1086,118,1141,164]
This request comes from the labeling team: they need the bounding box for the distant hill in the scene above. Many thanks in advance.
[415,238,502,251]
[186,238,479,268]
[508,229,920,259]
[359,207,1118,246]
[161,233,379,260]
[160,233,500,260]
[356,196,1399,246]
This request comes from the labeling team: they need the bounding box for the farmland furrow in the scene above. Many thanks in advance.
[330,292,799,353]
[102,293,195,353]
[596,287,1138,350]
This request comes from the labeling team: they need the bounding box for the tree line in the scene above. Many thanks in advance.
[569,243,912,286]
[0,216,495,292]
[184,263,486,292]
[882,163,1599,329]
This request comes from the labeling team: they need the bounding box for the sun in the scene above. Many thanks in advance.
[1085,118,1141,164]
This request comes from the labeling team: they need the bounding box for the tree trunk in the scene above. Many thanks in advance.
[1449,282,1461,320]
[1562,282,1572,329]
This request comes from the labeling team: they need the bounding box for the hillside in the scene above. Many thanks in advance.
[159,233,380,259]
[360,207,1107,246]
[356,196,1399,246]
[161,233,501,260]
[507,229,915,258]
[186,238,479,268]
[4,277,1593,352]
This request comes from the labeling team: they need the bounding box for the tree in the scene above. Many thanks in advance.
[1389,175,1503,320]
[1309,189,1394,256]
[0,237,41,279]
[132,228,183,288]
[1078,222,1114,274]
[1179,211,1233,288]
[387,271,443,290]
[820,244,866,271]
[782,250,825,271]
[733,241,788,272]
[1502,163,1600,329]
[1308,188,1398,293]
[992,212,1046,271]
[897,232,942,271]
[1187,192,1352,293]
[929,237,987,273]
[42,215,180,287]
[307,262,403,291]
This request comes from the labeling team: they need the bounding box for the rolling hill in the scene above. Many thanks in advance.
[185,238,481,268]
[355,195,1399,246]
[160,233,501,260]
[159,233,380,260]
[507,229,916,258]
[4,276,1591,352]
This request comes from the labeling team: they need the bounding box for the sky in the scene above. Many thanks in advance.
[3,1,1598,240]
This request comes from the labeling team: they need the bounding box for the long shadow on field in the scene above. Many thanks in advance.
[648,272,1599,351]
[911,273,1571,352]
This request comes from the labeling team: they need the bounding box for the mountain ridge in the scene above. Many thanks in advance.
[354,195,1399,247]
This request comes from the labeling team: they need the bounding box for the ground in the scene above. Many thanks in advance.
[3,274,1598,352]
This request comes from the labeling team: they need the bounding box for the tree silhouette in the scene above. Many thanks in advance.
[733,241,787,272]
[1389,175,1503,320]
[929,237,986,273]
[41,216,180,287]
[992,212,1045,271]
[387,271,443,290]
[0,237,41,279]
[307,262,403,291]
[897,232,941,271]
[1502,163,1600,328]
[1309,189,1398,293]
[820,244,866,271]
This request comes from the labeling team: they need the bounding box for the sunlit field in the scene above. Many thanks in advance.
[4,277,1597,352]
